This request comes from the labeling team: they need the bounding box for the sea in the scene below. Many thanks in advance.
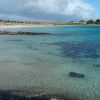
[0,26,100,100]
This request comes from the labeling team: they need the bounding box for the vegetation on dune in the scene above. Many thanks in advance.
[95,19,100,24]
[86,19,94,24]
[0,19,100,25]
[86,19,100,24]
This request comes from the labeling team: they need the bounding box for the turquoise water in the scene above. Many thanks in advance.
[0,26,100,100]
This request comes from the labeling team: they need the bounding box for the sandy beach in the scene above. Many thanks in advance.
[0,22,100,30]
[0,22,56,29]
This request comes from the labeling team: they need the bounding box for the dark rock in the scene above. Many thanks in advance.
[0,90,77,100]
[0,30,51,35]
[69,72,85,78]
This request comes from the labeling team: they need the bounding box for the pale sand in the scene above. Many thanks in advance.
[0,25,54,29]
[0,22,56,29]
[0,22,100,29]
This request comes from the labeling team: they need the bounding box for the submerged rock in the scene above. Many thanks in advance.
[93,64,100,67]
[52,42,100,59]
[69,72,85,78]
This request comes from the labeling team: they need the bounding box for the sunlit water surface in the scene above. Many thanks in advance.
[0,26,100,100]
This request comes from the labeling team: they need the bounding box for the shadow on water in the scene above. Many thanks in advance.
[5,39,23,42]
[50,41,100,59]
[0,90,77,100]
[93,64,100,68]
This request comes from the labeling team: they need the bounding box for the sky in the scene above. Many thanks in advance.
[0,0,100,22]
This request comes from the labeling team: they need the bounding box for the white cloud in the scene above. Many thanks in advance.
[0,0,94,21]
[63,0,93,17]
[26,0,94,20]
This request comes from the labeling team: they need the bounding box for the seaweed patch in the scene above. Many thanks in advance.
[52,41,100,59]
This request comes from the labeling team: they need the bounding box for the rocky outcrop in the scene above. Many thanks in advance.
[0,31,51,35]
[69,72,85,78]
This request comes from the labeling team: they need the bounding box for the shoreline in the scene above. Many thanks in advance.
[0,22,55,29]
[0,22,100,29]
[0,25,54,30]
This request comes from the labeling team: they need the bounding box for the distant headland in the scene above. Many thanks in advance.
[0,19,100,27]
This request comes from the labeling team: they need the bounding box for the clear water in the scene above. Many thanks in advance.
[0,26,100,100]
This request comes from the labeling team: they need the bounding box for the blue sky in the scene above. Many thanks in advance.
[85,0,100,18]
[0,0,99,22]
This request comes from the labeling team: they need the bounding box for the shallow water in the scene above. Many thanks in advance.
[0,26,100,100]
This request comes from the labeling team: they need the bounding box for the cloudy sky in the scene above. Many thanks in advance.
[0,0,99,22]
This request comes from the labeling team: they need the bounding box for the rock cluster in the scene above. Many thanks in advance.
[0,31,50,35]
